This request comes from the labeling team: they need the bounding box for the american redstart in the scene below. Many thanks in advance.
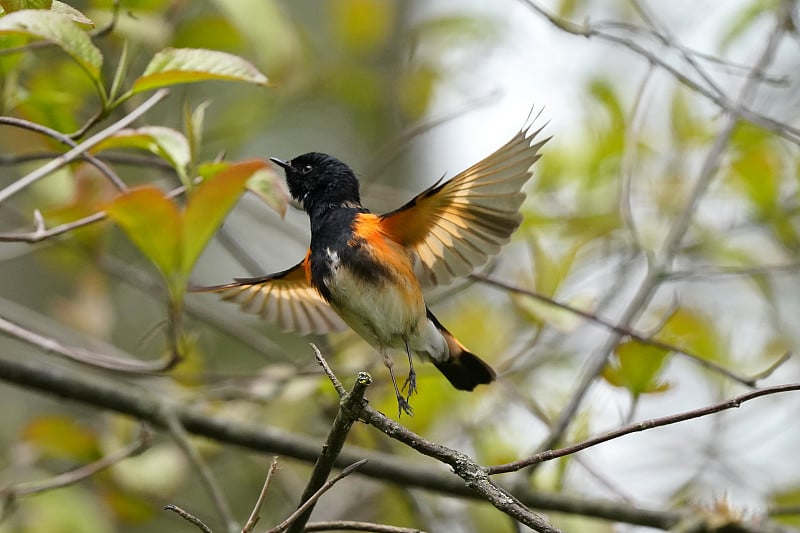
[199,116,548,415]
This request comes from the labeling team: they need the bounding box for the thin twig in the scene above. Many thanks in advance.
[517,0,800,145]
[0,183,186,244]
[242,457,280,533]
[266,460,368,533]
[528,2,791,453]
[305,521,426,532]
[0,88,169,205]
[286,349,372,533]
[359,404,562,533]
[312,343,346,396]
[471,274,787,387]
[4,425,151,498]
[165,504,214,533]
[489,382,800,474]
[161,409,239,533]
[0,354,685,530]
[0,116,127,190]
[0,315,178,373]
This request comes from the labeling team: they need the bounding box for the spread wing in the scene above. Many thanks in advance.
[193,258,347,335]
[380,117,549,286]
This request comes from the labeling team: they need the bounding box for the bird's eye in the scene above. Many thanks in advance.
[303,165,313,174]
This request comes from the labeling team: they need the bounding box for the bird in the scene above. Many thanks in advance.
[197,115,548,415]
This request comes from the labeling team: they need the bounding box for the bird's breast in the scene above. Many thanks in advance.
[310,212,426,348]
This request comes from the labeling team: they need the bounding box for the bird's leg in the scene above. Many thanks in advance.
[382,351,413,416]
[401,340,417,400]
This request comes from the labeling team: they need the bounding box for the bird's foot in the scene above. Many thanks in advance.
[401,368,418,399]
[395,393,414,417]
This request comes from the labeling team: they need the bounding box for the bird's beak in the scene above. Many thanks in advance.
[269,157,293,172]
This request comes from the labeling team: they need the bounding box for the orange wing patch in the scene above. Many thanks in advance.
[380,117,549,286]
[193,256,347,335]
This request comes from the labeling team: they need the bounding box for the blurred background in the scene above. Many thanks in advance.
[1,1,800,532]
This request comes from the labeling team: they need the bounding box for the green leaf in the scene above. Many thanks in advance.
[106,186,182,289]
[23,414,99,461]
[182,159,267,274]
[51,0,94,27]
[329,0,395,54]
[656,307,723,363]
[0,0,52,11]
[603,340,671,397]
[132,47,268,93]
[183,100,211,187]
[92,126,191,185]
[0,9,102,80]
[770,486,800,527]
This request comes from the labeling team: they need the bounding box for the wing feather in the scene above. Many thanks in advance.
[192,259,346,335]
[381,117,549,285]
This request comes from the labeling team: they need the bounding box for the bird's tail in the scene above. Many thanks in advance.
[426,309,496,391]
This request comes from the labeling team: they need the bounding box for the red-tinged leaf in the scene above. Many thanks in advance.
[131,47,268,94]
[247,167,289,217]
[0,9,102,80]
[603,340,671,397]
[106,186,182,285]
[182,159,268,274]
[92,126,191,183]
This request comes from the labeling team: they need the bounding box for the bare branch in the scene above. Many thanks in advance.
[0,116,126,190]
[161,409,238,533]
[488,382,800,474]
[0,353,694,530]
[3,424,151,499]
[242,457,280,533]
[312,343,346,396]
[532,2,792,454]
[517,0,800,144]
[165,504,214,533]
[0,315,178,373]
[305,520,427,533]
[0,89,169,205]
[286,353,373,533]
[471,274,787,387]
[266,459,368,533]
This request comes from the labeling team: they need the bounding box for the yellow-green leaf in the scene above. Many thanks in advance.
[329,0,395,54]
[132,47,268,93]
[656,307,722,363]
[92,126,191,184]
[0,0,52,11]
[182,159,267,274]
[0,9,102,80]
[603,340,671,397]
[23,415,99,461]
[106,186,182,285]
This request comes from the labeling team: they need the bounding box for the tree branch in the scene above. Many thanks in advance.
[0,353,683,530]
[487,382,800,474]
[0,89,169,205]
[286,360,372,533]
[531,0,792,454]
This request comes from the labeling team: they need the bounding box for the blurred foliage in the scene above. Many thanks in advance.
[0,0,799,532]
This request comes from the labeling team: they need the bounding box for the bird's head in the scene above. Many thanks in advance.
[269,152,361,214]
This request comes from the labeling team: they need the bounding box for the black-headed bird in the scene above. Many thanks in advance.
[199,117,548,415]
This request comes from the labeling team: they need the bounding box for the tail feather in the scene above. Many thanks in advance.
[426,309,496,391]
[433,349,496,391]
